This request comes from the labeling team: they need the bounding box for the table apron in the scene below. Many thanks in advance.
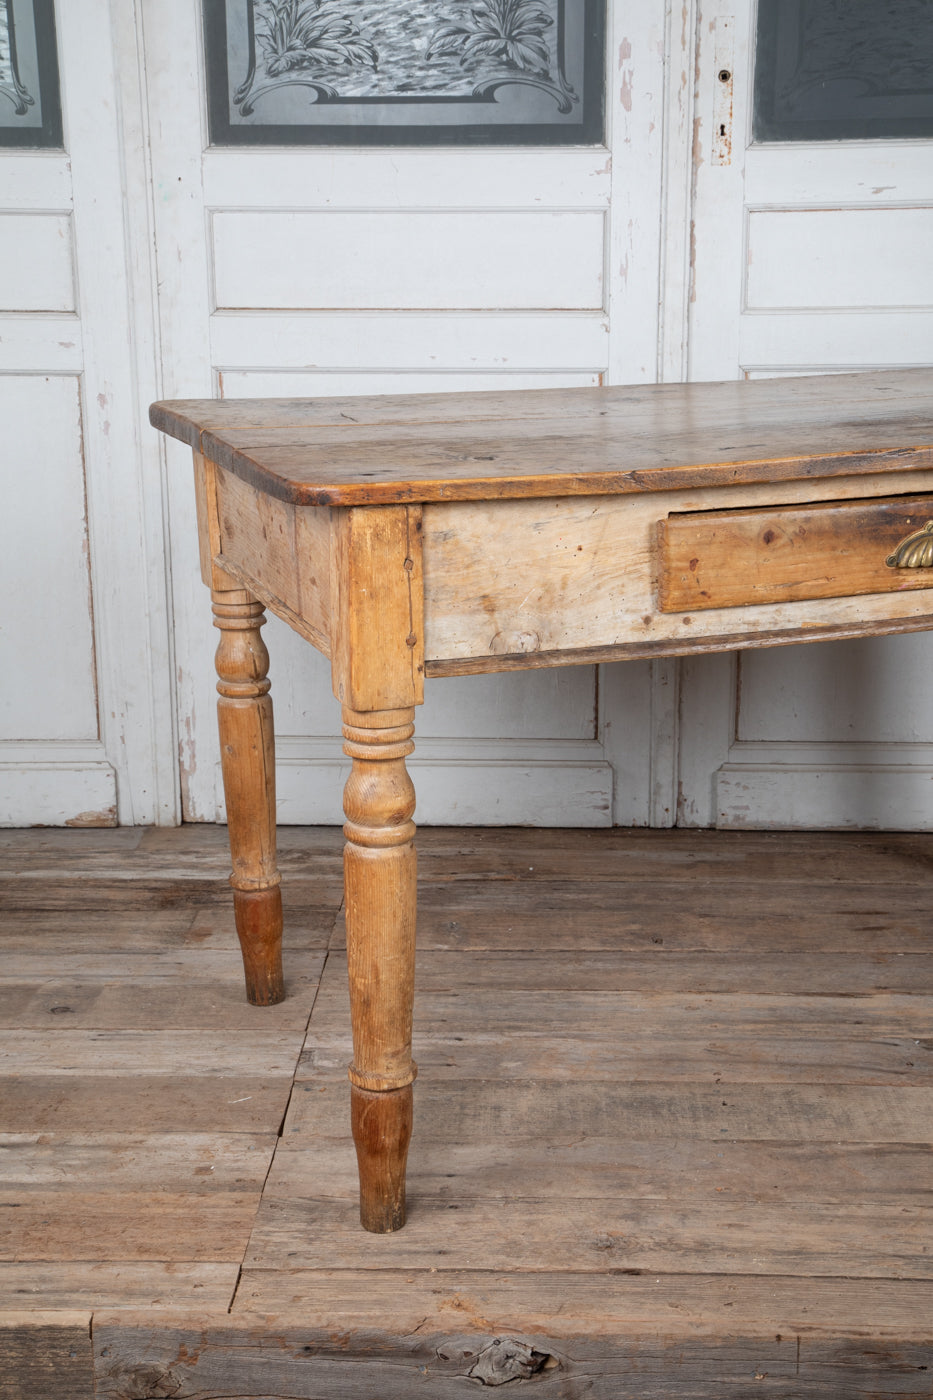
[421,472,933,669]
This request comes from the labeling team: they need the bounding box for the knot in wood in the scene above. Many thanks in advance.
[466,1338,558,1385]
[117,1363,183,1399]
[489,630,541,655]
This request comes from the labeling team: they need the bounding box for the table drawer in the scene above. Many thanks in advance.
[658,494,933,613]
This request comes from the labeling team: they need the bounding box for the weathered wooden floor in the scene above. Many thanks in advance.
[1,824,931,1399]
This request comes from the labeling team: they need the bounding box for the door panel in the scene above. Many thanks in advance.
[0,147,104,826]
[0,213,74,308]
[211,209,607,310]
[745,208,933,309]
[219,372,602,396]
[1,376,96,741]
[211,317,609,379]
[0,368,116,825]
[737,636,933,746]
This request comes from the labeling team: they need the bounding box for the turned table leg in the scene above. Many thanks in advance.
[213,587,285,1006]
[342,705,418,1232]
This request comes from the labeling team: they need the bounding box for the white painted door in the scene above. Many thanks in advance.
[143,0,675,827]
[0,0,175,827]
[678,0,933,828]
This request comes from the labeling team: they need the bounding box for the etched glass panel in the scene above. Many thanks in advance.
[0,0,61,147]
[754,0,933,141]
[204,0,605,145]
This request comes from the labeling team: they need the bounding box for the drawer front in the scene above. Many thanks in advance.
[659,494,933,613]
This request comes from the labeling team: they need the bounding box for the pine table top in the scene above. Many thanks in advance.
[151,368,933,508]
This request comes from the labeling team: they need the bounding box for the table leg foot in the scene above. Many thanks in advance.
[233,886,285,1006]
[351,1083,413,1232]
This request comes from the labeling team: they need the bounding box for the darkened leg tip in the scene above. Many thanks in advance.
[244,971,286,1006]
[360,1192,407,1233]
[234,885,285,1005]
[351,1083,413,1232]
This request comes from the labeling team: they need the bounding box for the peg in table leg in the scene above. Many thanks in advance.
[342,705,418,1232]
[213,588,284,1006]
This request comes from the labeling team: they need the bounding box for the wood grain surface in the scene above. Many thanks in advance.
[3,824,931,1396]
[88,1309,933,1400]
[0,1315,93,1400]
[150,369,933,506]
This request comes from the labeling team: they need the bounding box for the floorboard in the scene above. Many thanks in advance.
[0,824,930,1398]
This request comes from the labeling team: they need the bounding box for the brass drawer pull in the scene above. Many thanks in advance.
[887,522,933,569]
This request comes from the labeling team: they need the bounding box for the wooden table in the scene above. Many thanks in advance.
[151,368,933,1233]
